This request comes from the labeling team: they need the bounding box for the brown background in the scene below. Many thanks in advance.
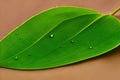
[0,0,120,80]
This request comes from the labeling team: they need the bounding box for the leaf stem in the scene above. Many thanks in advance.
[111,7,120,15]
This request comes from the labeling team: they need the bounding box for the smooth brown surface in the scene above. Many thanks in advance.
[0,0,120,80]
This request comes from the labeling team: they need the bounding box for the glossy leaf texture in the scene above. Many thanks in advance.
[0,6,120,70]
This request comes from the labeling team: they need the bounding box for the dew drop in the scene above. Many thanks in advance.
[71,40,74,43]
[28,53,31,56]
[15,56,18,60]
[89,46,93,49]
[49,34,54,38]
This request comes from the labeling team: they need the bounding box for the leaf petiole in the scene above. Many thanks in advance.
[111,7,120,15]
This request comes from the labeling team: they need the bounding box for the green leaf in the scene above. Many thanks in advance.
[0,6,120,70]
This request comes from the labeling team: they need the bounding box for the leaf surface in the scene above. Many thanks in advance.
[0,6,120,70]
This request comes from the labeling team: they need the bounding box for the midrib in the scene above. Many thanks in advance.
[0,14,104,64]
[33,15,106,61]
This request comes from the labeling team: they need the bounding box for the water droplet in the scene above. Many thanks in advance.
[49,34,54,38]
[28,53,31,56]
[71,40,74,43]
[89,46,93,49]
[15,56,18,60]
